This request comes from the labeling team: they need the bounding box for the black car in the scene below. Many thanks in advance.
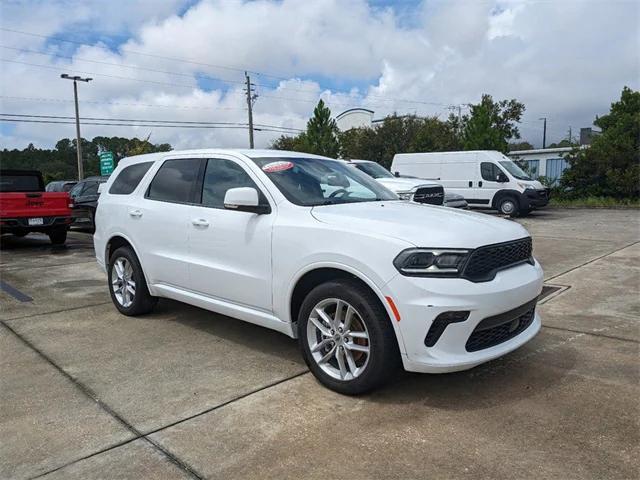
[69,176,109,231]
[45,180,77,192]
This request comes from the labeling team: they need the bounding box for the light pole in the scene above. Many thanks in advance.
[539,117,547,149]
[61,74,92,180]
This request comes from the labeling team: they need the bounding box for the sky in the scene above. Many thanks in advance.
[0,0,638,151]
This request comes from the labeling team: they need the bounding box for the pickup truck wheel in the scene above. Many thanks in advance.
[48,228,67,245]
[498,196,520,217]
[108,246,157,316]
[298,279,400,395]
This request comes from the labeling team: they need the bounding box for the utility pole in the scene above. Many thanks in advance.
[567,126,572,144]
[244,72,257,149]
[61,74,92,180]
[539,117,547,149]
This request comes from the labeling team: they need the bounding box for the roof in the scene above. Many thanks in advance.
[335,108,374,120]
[118,149,338,166]
[509,147,574,155]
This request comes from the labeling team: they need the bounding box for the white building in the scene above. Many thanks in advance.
[508,147,575,185]
[335,108,374,131]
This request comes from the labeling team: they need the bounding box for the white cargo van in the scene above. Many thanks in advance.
[390,151,549,216]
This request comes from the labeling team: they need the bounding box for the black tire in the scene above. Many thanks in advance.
[13,231,28,238]
[88,208,96,233]
[498,195,520,217]
[297,279,401,395]
[48,228,67,245]
[108,246,157,316]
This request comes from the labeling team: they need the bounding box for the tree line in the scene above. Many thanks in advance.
[0,136,172,184]
[272,94,526,169]
[273,87,638,199]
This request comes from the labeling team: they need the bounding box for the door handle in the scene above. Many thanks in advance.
[468,181,473,187]
[192,218,209,228]
[479,181,483,187]
[129,209,143,218]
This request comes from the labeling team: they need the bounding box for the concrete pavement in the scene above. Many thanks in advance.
[1,209,638,479]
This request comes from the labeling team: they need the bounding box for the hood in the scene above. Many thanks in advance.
[375,177,438,193]
[311,201,529,249]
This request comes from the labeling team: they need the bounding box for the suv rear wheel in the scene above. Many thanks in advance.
[298,279,400,395]
[108,246,157,315]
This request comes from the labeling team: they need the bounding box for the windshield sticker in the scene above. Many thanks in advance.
[262,161,294,173]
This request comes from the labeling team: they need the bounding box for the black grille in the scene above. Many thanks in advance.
[462,237,533,282]
[466,299,537,352]
[413,186,444,206]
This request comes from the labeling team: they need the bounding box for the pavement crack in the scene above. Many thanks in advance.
[545,240,639,282]
[541,324,639,344]
[0,321,206,480]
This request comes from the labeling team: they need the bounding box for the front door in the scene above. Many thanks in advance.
[476,161,506,207]
[188,157,274,312]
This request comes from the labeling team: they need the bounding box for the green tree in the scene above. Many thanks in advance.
[561,86,639,198]
[462,94,525,153]
[339,114,461,168]
[271,100,339,157]
[508,141,534,151]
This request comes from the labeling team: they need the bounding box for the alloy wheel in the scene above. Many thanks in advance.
[111,257,136,308]
[306,298,370,381]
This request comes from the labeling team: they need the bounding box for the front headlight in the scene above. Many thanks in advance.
[397,191,413,201]
[393,248,470,277]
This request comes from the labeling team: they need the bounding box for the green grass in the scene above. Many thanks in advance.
[549,196,640,208]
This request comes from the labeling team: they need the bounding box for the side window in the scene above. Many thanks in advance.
[109,162,153,195]
[481,162,501,182]
[201,159,266,209]
[82,182,99,196]
[69,182,83,198]
[147,159,201,204]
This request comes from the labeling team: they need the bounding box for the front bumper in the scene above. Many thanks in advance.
[522,189,550,209]
[383,259,544,373]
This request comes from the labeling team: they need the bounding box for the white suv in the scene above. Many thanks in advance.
[94,149,543,394]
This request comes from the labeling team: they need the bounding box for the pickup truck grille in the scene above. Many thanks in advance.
[412,186,444,206]
[462,237,533,282]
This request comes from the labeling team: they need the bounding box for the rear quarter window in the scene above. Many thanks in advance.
[109,162,153,195]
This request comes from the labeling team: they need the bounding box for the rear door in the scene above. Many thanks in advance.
[126,158,202,288]
[187,156,274,311]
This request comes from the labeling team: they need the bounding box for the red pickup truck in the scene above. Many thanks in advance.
[0,169,73,244]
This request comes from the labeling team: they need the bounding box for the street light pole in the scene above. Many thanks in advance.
[539,117,547,149]
[61,74,92,180]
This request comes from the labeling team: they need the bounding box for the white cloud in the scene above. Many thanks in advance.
[1,0,638,151]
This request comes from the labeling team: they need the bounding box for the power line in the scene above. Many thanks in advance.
[0,117,299,133]
[0,29,461,107]
[0,95,245,111]
[0,113,303,131]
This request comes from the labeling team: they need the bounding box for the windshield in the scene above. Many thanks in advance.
[251,157,398,206]
[499,160,531,181]
[353,161,394,179]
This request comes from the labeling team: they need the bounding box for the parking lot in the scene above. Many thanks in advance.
[1,208,638,479]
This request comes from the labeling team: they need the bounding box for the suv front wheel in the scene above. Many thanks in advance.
[108,246,158,316]
[298,279,400,395]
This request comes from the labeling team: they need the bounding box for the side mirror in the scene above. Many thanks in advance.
[224,187,270,214]
[496,172,509,183]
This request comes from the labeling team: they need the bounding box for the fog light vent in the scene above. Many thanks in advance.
[424,311,470,347]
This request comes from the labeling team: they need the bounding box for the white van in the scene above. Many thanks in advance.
[390,150,549,216]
